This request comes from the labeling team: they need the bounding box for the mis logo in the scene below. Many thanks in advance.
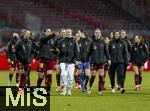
[0,87,50,111]
[6,88,47,106]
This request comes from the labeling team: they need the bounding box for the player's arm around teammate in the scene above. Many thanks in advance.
[36,28,59,95]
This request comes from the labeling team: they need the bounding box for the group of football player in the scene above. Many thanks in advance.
[6,28,149,96]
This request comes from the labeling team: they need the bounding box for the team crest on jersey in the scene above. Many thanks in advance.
[93,45,97,49]
[120,44,122,47]
[70,42,73,46]
[86,42,88,45]
[12,45,16,52]
[51,40,54,44]
[112,45,115,49]
[62,43,65,47]
[134,47,137,51]
[100,44,104,47]
[140,46,142,48]
[79,43,81,47]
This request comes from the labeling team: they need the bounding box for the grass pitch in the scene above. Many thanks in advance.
[0,71,150,111]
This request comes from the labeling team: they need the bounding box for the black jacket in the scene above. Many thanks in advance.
[109,38,128,64]
[89,37,111,64]
[48,37,58,59]
[122,37,132,53]
[53,37,64,60]
[38,33,56,60]
[77,37,91,62]
[130,43,148,65]
[57,37,78,63]
[7,39,18,61]
[30,38,39,58]
[16,38,35,64]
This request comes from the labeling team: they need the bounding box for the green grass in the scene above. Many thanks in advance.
[0,71,150,111]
